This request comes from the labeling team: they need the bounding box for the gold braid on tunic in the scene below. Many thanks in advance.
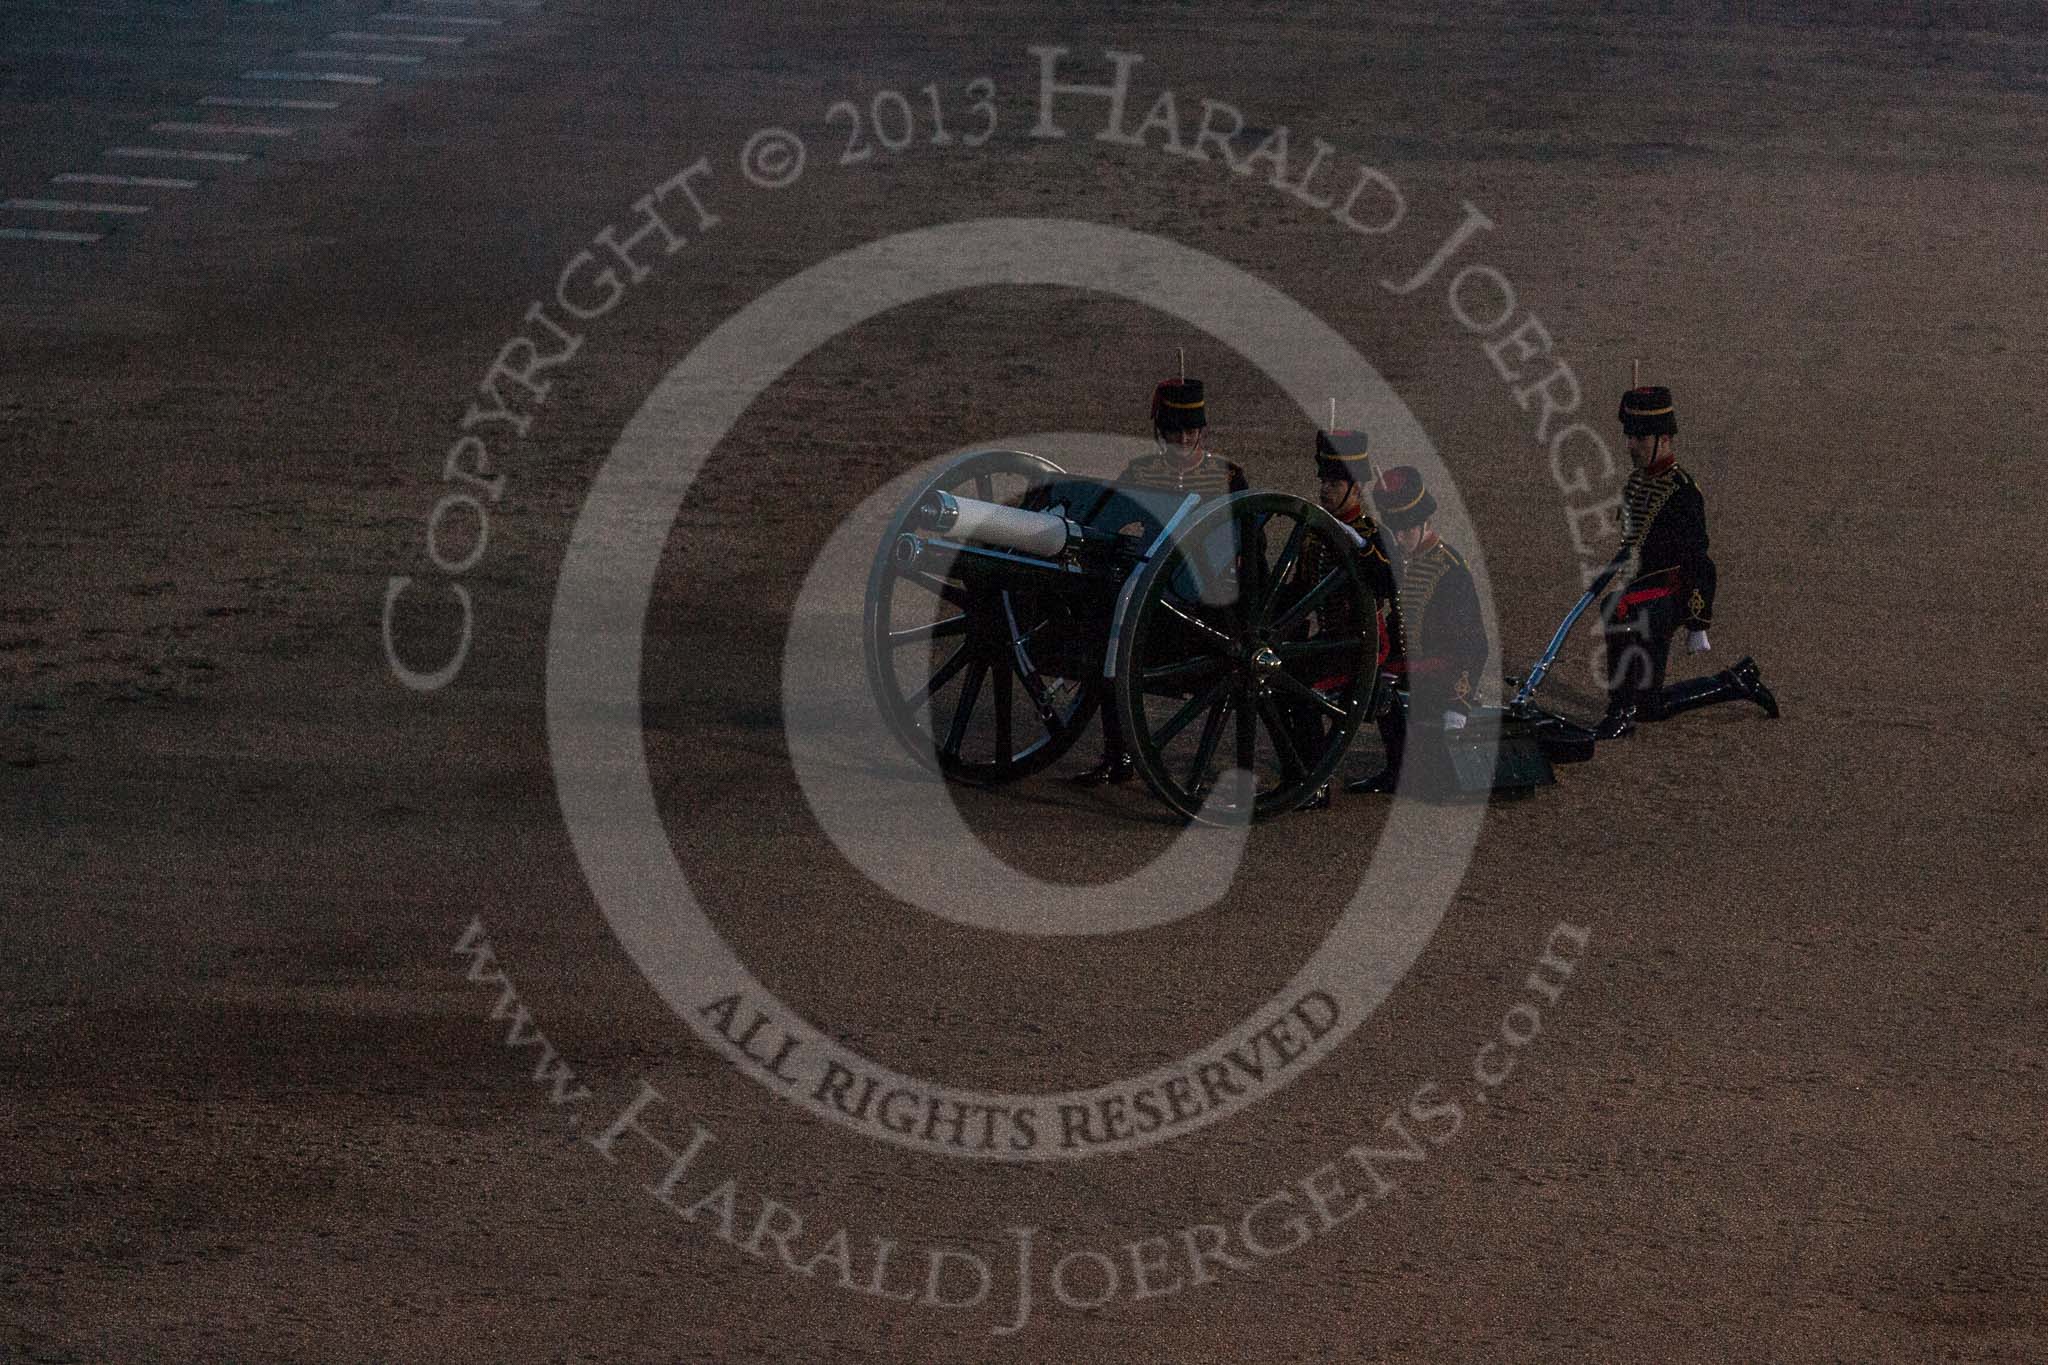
[1292,515,1379,639]
[1393,542,1461,659]
[1117,449,1240,498]
[1618,466,1680,582]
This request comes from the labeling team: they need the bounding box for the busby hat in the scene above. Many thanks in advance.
[1618,386,1677,437]
[1314,428,1371,483]
[1372,465,1436,530]
[1152,378,1207,434]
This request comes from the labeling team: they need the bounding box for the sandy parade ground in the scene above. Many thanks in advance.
[3,2,2045,1360]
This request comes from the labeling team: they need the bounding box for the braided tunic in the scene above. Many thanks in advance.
[1613,463,1715,631]
[1386,536,1487,710]
[1116,448,1248,499]
[1600,459,1720,710]
[1293,509,1394,647]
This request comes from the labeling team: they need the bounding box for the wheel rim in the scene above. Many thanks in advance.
[863,450,1103,784]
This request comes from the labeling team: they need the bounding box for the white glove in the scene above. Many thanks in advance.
[1442,709,1468,731]
[1686,629,1712,654]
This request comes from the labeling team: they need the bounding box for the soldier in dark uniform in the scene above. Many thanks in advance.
[1300,428,1396,631]
[1344,465,1489,795]
[1072,376,1250,785]
[1597,386,1779,740]
[1288,428,1395,808]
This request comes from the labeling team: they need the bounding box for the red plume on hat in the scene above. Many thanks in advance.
[1372,465,1436,530]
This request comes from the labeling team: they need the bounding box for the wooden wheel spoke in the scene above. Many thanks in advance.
[1155,674,1233,748]
[1235,512,1269,616]
[1010,651,1058,721]
[1267,568,1345,638]
[1270,668,1352,723]
[1257,692,1309,781]
[1184,688,1233,791]
[888,615,969,646]
[1256,518,1309,627]
[1234,681,1258,771]
[906,569,972,611]
[1275,637,1364,664]
[1001,595,1076,733]
[993,657,1013,760]
[942,660,989,757]
[907,644,972,709]
[1153,597,1237,655]
[1140,655,1229,692]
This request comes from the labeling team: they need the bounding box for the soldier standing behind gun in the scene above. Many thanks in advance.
[1345,466,1488,795]
[1289,428,1395,809]
[1597,385,1778,740]
[1300,427,1396,635]
[1071,375,1249,786]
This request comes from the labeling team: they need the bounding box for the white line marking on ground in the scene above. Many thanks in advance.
[6,42,289,64]
[327,30,465,45]
[4,198,151,214]
[149,121,294,139]
[0,227,101,243]
[151,121,294,137]
[108,147,252,164]
[295,49,426,63]
[0,4,154,17]
[376,13,503,26]
[200,96,341,110]
[55,172,199,189]
[242,69,383,85]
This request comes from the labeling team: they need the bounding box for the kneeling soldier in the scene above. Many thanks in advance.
[1598,385,1778,739]
[1345,466,1488,795]
[1073,374,1249,785]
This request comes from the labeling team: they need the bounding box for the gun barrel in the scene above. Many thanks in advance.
[917,491,1073,558]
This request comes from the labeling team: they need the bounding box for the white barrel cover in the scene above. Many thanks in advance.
[943,495,1070,558]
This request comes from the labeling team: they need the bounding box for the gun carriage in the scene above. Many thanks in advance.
[863,450,1388,823]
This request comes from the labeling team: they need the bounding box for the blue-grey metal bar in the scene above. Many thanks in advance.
[1511,550,1629,708]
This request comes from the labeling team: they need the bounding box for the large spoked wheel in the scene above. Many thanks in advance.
[863,450,1103,785]
[1112,491,1382,823]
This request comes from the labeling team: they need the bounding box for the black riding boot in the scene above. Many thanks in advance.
[1599,622,1669,741]
[1594,702,1637,741]
[1345,697,1405,794]
[1733,656,1780,718]
[1070,748,1135,785]
[1644,672,1737,720]
[1595,672,1638,739]
[1072,707,1138,785]
[1647,656,1779,721]
[1596,643,1642,741]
